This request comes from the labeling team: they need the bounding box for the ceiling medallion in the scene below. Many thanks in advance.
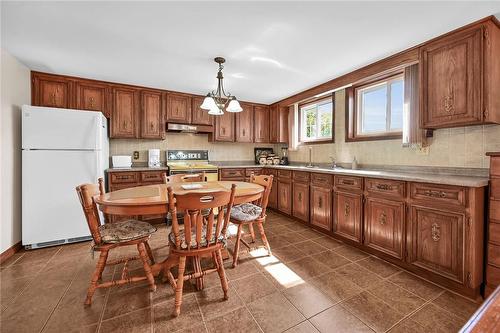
[201,57,242,115]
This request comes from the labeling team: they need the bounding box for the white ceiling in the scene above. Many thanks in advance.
[2,1,500,104]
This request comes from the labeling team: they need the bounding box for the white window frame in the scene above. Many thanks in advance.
[299,98,333,143]
[355,74,404,137]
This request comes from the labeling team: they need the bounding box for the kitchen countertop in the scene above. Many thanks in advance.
[107,166,169,172]
[213,161,489,187]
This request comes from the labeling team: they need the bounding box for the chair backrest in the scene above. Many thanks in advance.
[76,178,106,244]
[167,184,236,251]
[163,172,206,184]
[250,174,274,218]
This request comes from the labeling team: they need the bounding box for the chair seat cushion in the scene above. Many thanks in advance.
[169,226,226,250]
[100,220,157,243]
[230,203,262,222]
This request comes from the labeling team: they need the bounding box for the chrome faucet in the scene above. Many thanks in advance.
[307,146,313,167]
[329,156,337,169]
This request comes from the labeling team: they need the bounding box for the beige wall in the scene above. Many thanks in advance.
[110,132,281,163]
[288,90,500,169]
[1,50,30,253]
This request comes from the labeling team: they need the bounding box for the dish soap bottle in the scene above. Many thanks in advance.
[352,156,358,170]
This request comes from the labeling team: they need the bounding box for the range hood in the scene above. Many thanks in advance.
[167,123,213,133]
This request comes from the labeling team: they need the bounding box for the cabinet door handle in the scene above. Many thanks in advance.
[342,179,355,185]
[242,129,246,136]
[431,223,441,241]
[50,93,56,104]
[424,190,446,198]
[89,97,95,108]
[344,203,350,217]
[298,192,302,202]
[379,212,387,225]
[150,122,154,130]
[376,184,392,191]
[318,197,322,208]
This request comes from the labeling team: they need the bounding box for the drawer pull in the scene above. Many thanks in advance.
[344,203,350,217]
[318,197,322,208]
[376,184,393,191]
[342,179,355,185]
[424,190,446,198]
[379,212,387,225]
[117,176,131,180]
[298,193,302,201]
[431,223,441,242]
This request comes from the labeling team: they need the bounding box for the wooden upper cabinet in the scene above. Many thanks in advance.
[254,105,269,143]
[235,103,254,142]
[408,206,465,283]
[140,90,164,139]
[269,104,289,143]
[364,197,404,259]
[310,185,332,231]
[214,111,234,142]
[333,191,362,243]
[75,81,110,117]
[32,73,72,109]
[110,87,138,138]
[191,96,212,125]
[166,93,191,124]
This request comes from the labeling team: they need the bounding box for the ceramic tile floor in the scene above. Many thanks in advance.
[1,211,481,333]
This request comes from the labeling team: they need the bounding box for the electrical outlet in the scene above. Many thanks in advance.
[416,146,429,155]
[133,151,140,160]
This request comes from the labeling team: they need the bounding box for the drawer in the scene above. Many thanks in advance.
[491,177,500,200]
[311,173,333,186]
[491,199,500,221]
[278,170,292,179]
[220,168,245,178]
[245,168,262,176]
[488,243,500,267]
[490,222,500,245]
[110,172,139,184]
[140,171,165,183]
[491,157,500,176]
[486,264,500,285]
[264,169,277,176]
[293,171,310,183]
[365,178,405,199]
[410,182,466,207]
[335,175,362,190]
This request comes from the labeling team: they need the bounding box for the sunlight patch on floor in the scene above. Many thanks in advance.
[249,247,305,288]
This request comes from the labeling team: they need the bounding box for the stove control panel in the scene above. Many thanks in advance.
[166,150,209,161]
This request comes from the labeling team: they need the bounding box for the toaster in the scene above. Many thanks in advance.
[112,155,132,168]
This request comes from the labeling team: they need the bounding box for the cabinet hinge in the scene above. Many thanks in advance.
[467,272,472,287]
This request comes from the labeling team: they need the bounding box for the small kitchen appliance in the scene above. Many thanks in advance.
[148,149,161,168]
[280,147,289,165]
[166,150,219,181]
[112,155,132,168]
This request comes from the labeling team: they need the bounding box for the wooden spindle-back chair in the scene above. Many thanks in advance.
[76,178,157,306]
[162,184,236,317]
[230,174,273,267]
[162,171,206,184]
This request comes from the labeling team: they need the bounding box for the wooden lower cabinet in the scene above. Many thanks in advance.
[268,178,278,209]
[333,191,362,242]
[408,205,465,284]
[310,185,332,231]
[292,182,309,222]
[364,197,404,259]
[277,180,292,215]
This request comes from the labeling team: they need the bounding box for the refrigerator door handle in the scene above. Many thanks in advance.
[96,150,101,183]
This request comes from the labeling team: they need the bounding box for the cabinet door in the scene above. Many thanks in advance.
[111,87,138,138]
[192,96,212,125]
[277,180,292,215]
[76,81,109,117]
[235,103,254,142]
[214,112,234,142]
[364,197,404,259]
[278,106,289,143]
[420,27,482,128]
[140,91,164,139]
[166,93,191,123]
[269,104,279,143]
[408,206,465,283]
[310,186,332,231]
[254,105,269,143]
[33,75,72,108]
[334,191,362,242]
[293,182,309,222]
[268,179,278,209]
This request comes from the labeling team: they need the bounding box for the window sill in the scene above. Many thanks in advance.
[345,133,402,142]
[299,139,335,145]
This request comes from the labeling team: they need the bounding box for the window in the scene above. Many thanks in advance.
[299,97,333,143]
[347,73,404,141]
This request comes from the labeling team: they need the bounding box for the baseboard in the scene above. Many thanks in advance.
[0,241,23,264]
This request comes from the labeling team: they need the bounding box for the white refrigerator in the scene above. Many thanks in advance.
[22,105,109,249]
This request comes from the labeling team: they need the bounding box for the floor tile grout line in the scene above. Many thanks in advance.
[96,266,116,333]
[230,280,266,333]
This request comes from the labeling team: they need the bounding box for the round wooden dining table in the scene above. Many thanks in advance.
[93,180,264,287]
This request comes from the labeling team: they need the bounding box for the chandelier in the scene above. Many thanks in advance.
[201,57,243,115]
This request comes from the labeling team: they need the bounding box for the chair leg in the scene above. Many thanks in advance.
[85,250,108,306]
[192,256,204,291]
[216,249,229,300]
[257,222,272,256]
[174,256,186,317]
[144,241,155,265]
[137,243,156,292]
[248,223,256,243]
[232,224,243,268]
